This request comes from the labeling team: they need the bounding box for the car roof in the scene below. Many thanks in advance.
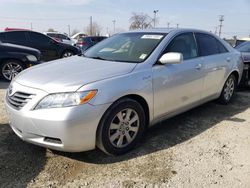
[0,30,44,35]
[123,28,213,35]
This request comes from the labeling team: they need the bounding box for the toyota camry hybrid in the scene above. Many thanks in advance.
[5,29,243,155]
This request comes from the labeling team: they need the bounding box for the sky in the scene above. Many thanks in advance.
[0,0,250,38]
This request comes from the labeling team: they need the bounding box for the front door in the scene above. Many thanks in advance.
[28,32,59,61]
[152,32,204,119]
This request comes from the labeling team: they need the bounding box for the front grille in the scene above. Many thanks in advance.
[7,92,35,110]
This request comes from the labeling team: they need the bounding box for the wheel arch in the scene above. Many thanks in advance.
[229,70,240,85]
[95,94,150,154]
[95,94,150,144]
[61,49,75,58]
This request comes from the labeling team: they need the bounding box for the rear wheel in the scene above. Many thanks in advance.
[97,98,146,155]
[62,51,74,58]
[218,74,237,104]
[0,60,24,81]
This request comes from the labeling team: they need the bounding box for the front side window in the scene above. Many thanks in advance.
[165,33,198,60]
[217,40,228,53]
[196,33,221,56]
[29,32,50,44]
[84,33,166,63]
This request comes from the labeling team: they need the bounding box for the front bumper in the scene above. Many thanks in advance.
[4,82,110,152]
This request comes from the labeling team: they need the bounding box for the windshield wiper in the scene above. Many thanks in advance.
[91,56,107,60]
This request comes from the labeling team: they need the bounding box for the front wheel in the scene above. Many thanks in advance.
[0,60,24,81]
[97,98,146,155]
[218,74,237,104]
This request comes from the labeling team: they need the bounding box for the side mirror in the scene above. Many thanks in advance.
[159,52,183,64]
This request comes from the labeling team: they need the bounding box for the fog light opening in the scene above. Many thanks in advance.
[44,137,62,144]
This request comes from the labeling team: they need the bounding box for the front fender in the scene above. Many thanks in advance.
[78,69,154,122]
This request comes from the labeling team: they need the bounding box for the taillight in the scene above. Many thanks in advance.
[77,41,86,46]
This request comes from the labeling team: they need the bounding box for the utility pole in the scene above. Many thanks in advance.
[167,22,170,29]
[215,26,218,35]
[153,10,159,28]
[67,25,70,36]
[218,15,224,37]
[112,20,116,34]
[30,23,33,30]
[90,16,93,35]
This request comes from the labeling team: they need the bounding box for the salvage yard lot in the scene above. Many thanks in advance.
[0,81,250,188]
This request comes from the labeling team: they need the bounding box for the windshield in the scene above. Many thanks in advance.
[235,41,250,52]
[84,32,166,63]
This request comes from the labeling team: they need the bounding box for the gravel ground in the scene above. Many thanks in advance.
[0,81,250,188]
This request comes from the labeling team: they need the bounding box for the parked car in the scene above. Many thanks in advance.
[235,41,250,86]
[5,29,243,155]
[4,27,30,31]
[71,32,87,44]
[44,32,74,45]
[0,31,81,62]
[0,41,41,81]
[76,36,107,52]
[235,38,250,47]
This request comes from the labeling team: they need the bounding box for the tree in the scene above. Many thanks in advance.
[129,12,153,30]
[85,22,102,36]
[47,28,56,32]
[71,29,80,36]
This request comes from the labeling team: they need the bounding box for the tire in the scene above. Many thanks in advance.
[97,98,146,155]
[0,60,25,81]
[218,74,237,104]
[61,51,74,58]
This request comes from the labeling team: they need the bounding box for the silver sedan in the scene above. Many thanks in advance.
[4,29,243,155]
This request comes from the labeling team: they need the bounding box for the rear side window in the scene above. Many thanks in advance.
[0,33,6,41]
[165,33,198,60]
[59,34,69,40]
[195,33,228,56]
[47,33,57,38]
[5,32,27,42]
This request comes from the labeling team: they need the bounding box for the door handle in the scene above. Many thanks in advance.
[226,57,231,62]
[195,64,202,70]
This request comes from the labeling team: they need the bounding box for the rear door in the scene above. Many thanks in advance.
[27,32,59,61]
[195,33,230,98]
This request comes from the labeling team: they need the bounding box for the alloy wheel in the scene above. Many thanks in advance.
[2,62,23,81]
[223,77,235,101]
[108,108,140,148]
[62,52,73,58]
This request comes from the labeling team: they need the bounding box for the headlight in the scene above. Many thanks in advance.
[26,55,38,62]
[34,90,97,110]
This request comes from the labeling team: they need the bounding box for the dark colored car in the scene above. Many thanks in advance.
[0,31,81,62]
[235,41,250,86]
[0,41,41,81]
[235,39,250,47]
[76,36,107,52]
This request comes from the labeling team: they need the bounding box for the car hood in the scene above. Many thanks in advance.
[15,56,137,93]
